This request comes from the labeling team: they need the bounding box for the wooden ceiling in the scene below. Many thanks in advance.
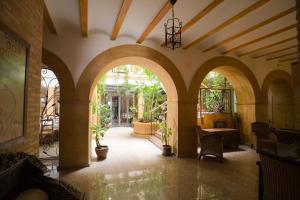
[44,0,298,64]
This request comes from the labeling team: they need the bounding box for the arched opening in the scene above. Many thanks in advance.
[189,56,261,146]
[88,58,178,160]
[74,45,187,166]
[41,48,76,168]
[262,70,294,129]
[39,68,60,173]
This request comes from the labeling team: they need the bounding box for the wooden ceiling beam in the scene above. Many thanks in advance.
[79,0,88,37]
[253,44,298,59]
[279,57,298,63]
[111,0,133,40]
[182,0,223,33]
[267,52,298,61]
[204,7,296,52]
[223,23,297,54]
[137,1,173,44]
[239,36,297,57]
[44,2,57,35]
[183,0,269,49]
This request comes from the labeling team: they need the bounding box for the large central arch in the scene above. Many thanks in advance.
[74,45,188,166]
[189,56,264,145]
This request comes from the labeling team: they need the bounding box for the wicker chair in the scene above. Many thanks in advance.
[251,122,277,153]
[257,151,300,200]
[195,126,223,162]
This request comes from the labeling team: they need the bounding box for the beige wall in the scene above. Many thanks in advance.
[0,0,43,155]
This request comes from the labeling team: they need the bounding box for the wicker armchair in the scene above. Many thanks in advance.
[195,126,223,162]
[251,122,277,153]
[257,151,300,200]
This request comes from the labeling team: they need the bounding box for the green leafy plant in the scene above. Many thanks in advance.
[91,104,112,148]
[140,68,166,122]
[159,121,172,146]
[91,124,107,148]
[129,106,138,120]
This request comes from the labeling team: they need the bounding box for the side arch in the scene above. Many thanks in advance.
[262,70,294,128]
[188,56,264,144]
[261,70,293,102]
[42,48,77,167]
[42,48,76,99]
[188,56,262,103]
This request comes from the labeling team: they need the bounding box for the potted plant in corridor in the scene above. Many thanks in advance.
[159,121,173,156]
[91,104,111,160]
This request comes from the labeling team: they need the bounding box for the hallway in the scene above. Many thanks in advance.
[58,127,259,200]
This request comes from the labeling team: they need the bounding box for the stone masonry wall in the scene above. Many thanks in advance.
[0,0,43,155]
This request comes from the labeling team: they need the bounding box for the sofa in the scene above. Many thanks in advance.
[0,152,85,200]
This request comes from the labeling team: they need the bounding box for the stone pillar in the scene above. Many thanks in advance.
[294,1,300,129]
[59,99,90,168]
[176,100,198,157]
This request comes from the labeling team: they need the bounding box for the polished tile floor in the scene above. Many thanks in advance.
[57,127,259,200]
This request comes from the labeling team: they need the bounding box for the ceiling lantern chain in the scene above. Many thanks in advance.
[164,0,182,50]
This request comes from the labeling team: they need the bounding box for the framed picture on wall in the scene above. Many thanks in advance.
[0,22,29,144]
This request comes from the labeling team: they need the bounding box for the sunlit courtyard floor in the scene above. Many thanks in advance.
[56,127,259,200]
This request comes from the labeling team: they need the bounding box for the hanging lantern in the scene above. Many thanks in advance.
[164,0,182,50]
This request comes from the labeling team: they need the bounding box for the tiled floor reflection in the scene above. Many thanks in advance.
[57,127,259,200]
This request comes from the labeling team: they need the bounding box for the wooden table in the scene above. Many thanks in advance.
[202,128,240,148]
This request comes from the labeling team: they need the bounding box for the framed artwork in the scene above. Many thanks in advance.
[0,23,29,144]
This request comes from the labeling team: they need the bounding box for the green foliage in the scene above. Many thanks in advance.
[99,104,112,129]
[91,124,107,148]
[159,121,172,145]
[201,72,232,113]
[97,75,107,95]
[140,68,166,122]
[91,104,112,148]
[129,106,138,120]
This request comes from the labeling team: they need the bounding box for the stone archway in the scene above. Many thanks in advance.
[70,45,190,167]
[189,56,263,145]
[42,48,76,168]
[262,70,294,129]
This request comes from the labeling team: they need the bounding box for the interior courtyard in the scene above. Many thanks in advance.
[1,0,300,199]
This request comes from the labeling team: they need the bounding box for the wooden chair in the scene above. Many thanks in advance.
[195,126,223,162]
[257,151,300,200]
[251,122,277,153]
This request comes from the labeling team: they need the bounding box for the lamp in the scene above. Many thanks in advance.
[164,0,182,50]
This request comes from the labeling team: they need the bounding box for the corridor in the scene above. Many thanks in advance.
[58,127,259,200]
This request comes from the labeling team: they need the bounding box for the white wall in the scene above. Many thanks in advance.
[43,30,292,90]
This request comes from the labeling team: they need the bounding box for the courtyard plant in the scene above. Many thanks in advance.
[139,68,166,123]
[91,104,111,160]
[159,121,173,156]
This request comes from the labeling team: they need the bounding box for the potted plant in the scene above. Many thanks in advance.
[159,121,172,156]
[91,104,111,160]
[91,124,108,160]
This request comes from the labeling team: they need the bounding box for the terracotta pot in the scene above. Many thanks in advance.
[162,145,172,156]
[95,146,109,160]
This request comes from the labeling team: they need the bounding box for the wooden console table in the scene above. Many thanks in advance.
[202,128,240,148]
